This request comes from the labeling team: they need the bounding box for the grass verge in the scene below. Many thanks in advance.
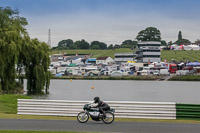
[0,131,97,133]
[169,75,200,81]
[1,113,200,124]
[0,113,76,120]
[52,75,162,80]
[0,95,31,114]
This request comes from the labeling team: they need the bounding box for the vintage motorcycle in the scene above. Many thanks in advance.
[77,103,115,124]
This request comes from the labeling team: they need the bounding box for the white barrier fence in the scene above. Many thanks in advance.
[17,99,176,119]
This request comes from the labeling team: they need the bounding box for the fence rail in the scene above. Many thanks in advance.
[176,103,200,120]
[18,99,176,119]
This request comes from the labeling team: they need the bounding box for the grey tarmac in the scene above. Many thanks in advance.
[0,119,200,133]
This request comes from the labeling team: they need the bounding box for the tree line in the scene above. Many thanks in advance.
[53,39,138,50]
[0,7,50,94]
[54,27,200,50]
[53,27,169,50]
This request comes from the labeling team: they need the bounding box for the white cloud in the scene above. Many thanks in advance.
[24,10,200,47]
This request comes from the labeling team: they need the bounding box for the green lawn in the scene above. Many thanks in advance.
[161,50,200,62]
[52,49,200,62]
[169,75,200,81]
[51,48,133,58]
[0,131,97,133]
[0,95,31,114]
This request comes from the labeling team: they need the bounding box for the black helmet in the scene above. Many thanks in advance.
[94,97,100,103]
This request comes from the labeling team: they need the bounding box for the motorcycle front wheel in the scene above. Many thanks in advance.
[102,112,114,124]
[77,112,89,123]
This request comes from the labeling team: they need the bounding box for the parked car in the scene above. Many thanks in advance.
[176,70,189,75]
[111,71,123,77]
[160,69,170,75]
[153,70,160,76]
[188,69,197,75]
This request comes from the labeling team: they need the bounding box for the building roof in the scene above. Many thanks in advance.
[114,53,133,56]
[138,41,161,44]
[87,58,96,61]
[96,56,109,60]
[181,43,191,46]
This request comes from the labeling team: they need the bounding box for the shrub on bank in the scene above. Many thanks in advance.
[52,75,161,80]
[169,75,200,81]
[0,81,24,94]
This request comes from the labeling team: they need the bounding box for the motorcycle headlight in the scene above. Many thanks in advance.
[83,104,89,110]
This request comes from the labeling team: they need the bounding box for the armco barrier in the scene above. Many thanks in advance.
[17,99,176,119]
[176,103,200,120]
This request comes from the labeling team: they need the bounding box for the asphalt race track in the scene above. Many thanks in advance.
[0,119,200,133]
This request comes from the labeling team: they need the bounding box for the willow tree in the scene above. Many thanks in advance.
[20,39,51,94]
[0,7,28,92]
[0,7,50,94]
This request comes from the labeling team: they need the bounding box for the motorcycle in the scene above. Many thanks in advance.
[77,103,115,124]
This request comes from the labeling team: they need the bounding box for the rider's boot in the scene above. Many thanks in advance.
[103,111,106,118]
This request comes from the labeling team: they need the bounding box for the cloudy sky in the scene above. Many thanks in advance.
[1,0,200,46]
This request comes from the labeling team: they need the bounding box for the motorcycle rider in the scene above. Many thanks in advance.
[93,97,110,117]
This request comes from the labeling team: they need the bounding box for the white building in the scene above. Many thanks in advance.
[114,53,135,64]
[96,56,114,65]
[135,41,161,63]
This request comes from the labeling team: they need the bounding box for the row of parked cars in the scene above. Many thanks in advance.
[136,67,170,76]
[176,68,197,75]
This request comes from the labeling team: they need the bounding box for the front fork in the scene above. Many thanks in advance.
[80,111,88,120]
[83,110,89,117]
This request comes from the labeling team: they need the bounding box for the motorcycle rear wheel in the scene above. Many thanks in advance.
[102,112,114,124]
[77,112,89,123]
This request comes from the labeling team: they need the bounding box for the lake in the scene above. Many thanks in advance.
[26,80,200,104]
